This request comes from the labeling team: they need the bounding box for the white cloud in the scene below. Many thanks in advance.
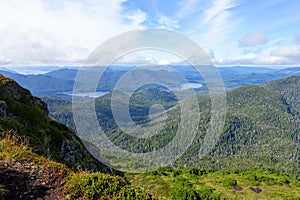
[158,15,179,29]
[251,54,288,65]
[176,0,203,19]
[198,0,239,49]
[157,59,171,65]
[202,0,235,25]
[116,52,183,66]
[239,31,268,47]
[0,0,145,65]
[295,33,300,44]
[271,46,300,57]
[116,53,147,65]
[219,45,300,65]
[1,0,298,66]
[126,9,147,26]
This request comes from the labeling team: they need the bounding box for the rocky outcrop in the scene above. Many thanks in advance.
[0,101,7,117]
[60,132,102,170]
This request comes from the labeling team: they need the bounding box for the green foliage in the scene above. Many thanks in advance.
[238,168,299,186]
[0,131,37,162]
[171,187,197,200]
[171,179,220,200]
[217,177,237,187]
[171,180,220,200]
[0,131,69,170]
[117,186,153,200]
[0,185,8,200]
[197,186,220,200]
[128,167,300,199]
[65,172,153,200]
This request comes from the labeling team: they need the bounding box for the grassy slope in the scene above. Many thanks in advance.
[127,167,300,199]
[0,132,153,200]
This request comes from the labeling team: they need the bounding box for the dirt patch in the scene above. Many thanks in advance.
[248,186,263,193]
[233,185,243,191]
[0,159,66,200]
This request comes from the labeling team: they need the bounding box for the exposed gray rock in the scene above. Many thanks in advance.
[0,101,7,118]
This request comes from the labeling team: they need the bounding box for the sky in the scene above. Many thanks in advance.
[0,0,300,66]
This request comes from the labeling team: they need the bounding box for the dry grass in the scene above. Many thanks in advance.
[1,130,29,147]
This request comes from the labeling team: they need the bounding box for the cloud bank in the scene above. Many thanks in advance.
[0,0,300,66]
[0,0,145,65]
[239,32,268,47]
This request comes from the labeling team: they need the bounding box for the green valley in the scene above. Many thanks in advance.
[0,73,300,199]
[44,76,300,176]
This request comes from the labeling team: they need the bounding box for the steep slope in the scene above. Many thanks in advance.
[0,132,154,200]
[265,76,300,117]
[0,74,104,170]
[178,77,300,175]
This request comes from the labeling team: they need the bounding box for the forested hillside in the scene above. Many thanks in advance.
[44,76,300,176]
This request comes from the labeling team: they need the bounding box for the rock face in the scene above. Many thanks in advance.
[0,101,7,117]
[0,74,106,171]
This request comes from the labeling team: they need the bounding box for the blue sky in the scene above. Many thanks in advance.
[0,0,299,66]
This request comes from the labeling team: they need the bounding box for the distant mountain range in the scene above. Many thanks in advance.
[0,66,300,97]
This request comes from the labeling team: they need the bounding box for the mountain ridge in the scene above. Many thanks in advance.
[0,74,105,171]
[2,66,300,97]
